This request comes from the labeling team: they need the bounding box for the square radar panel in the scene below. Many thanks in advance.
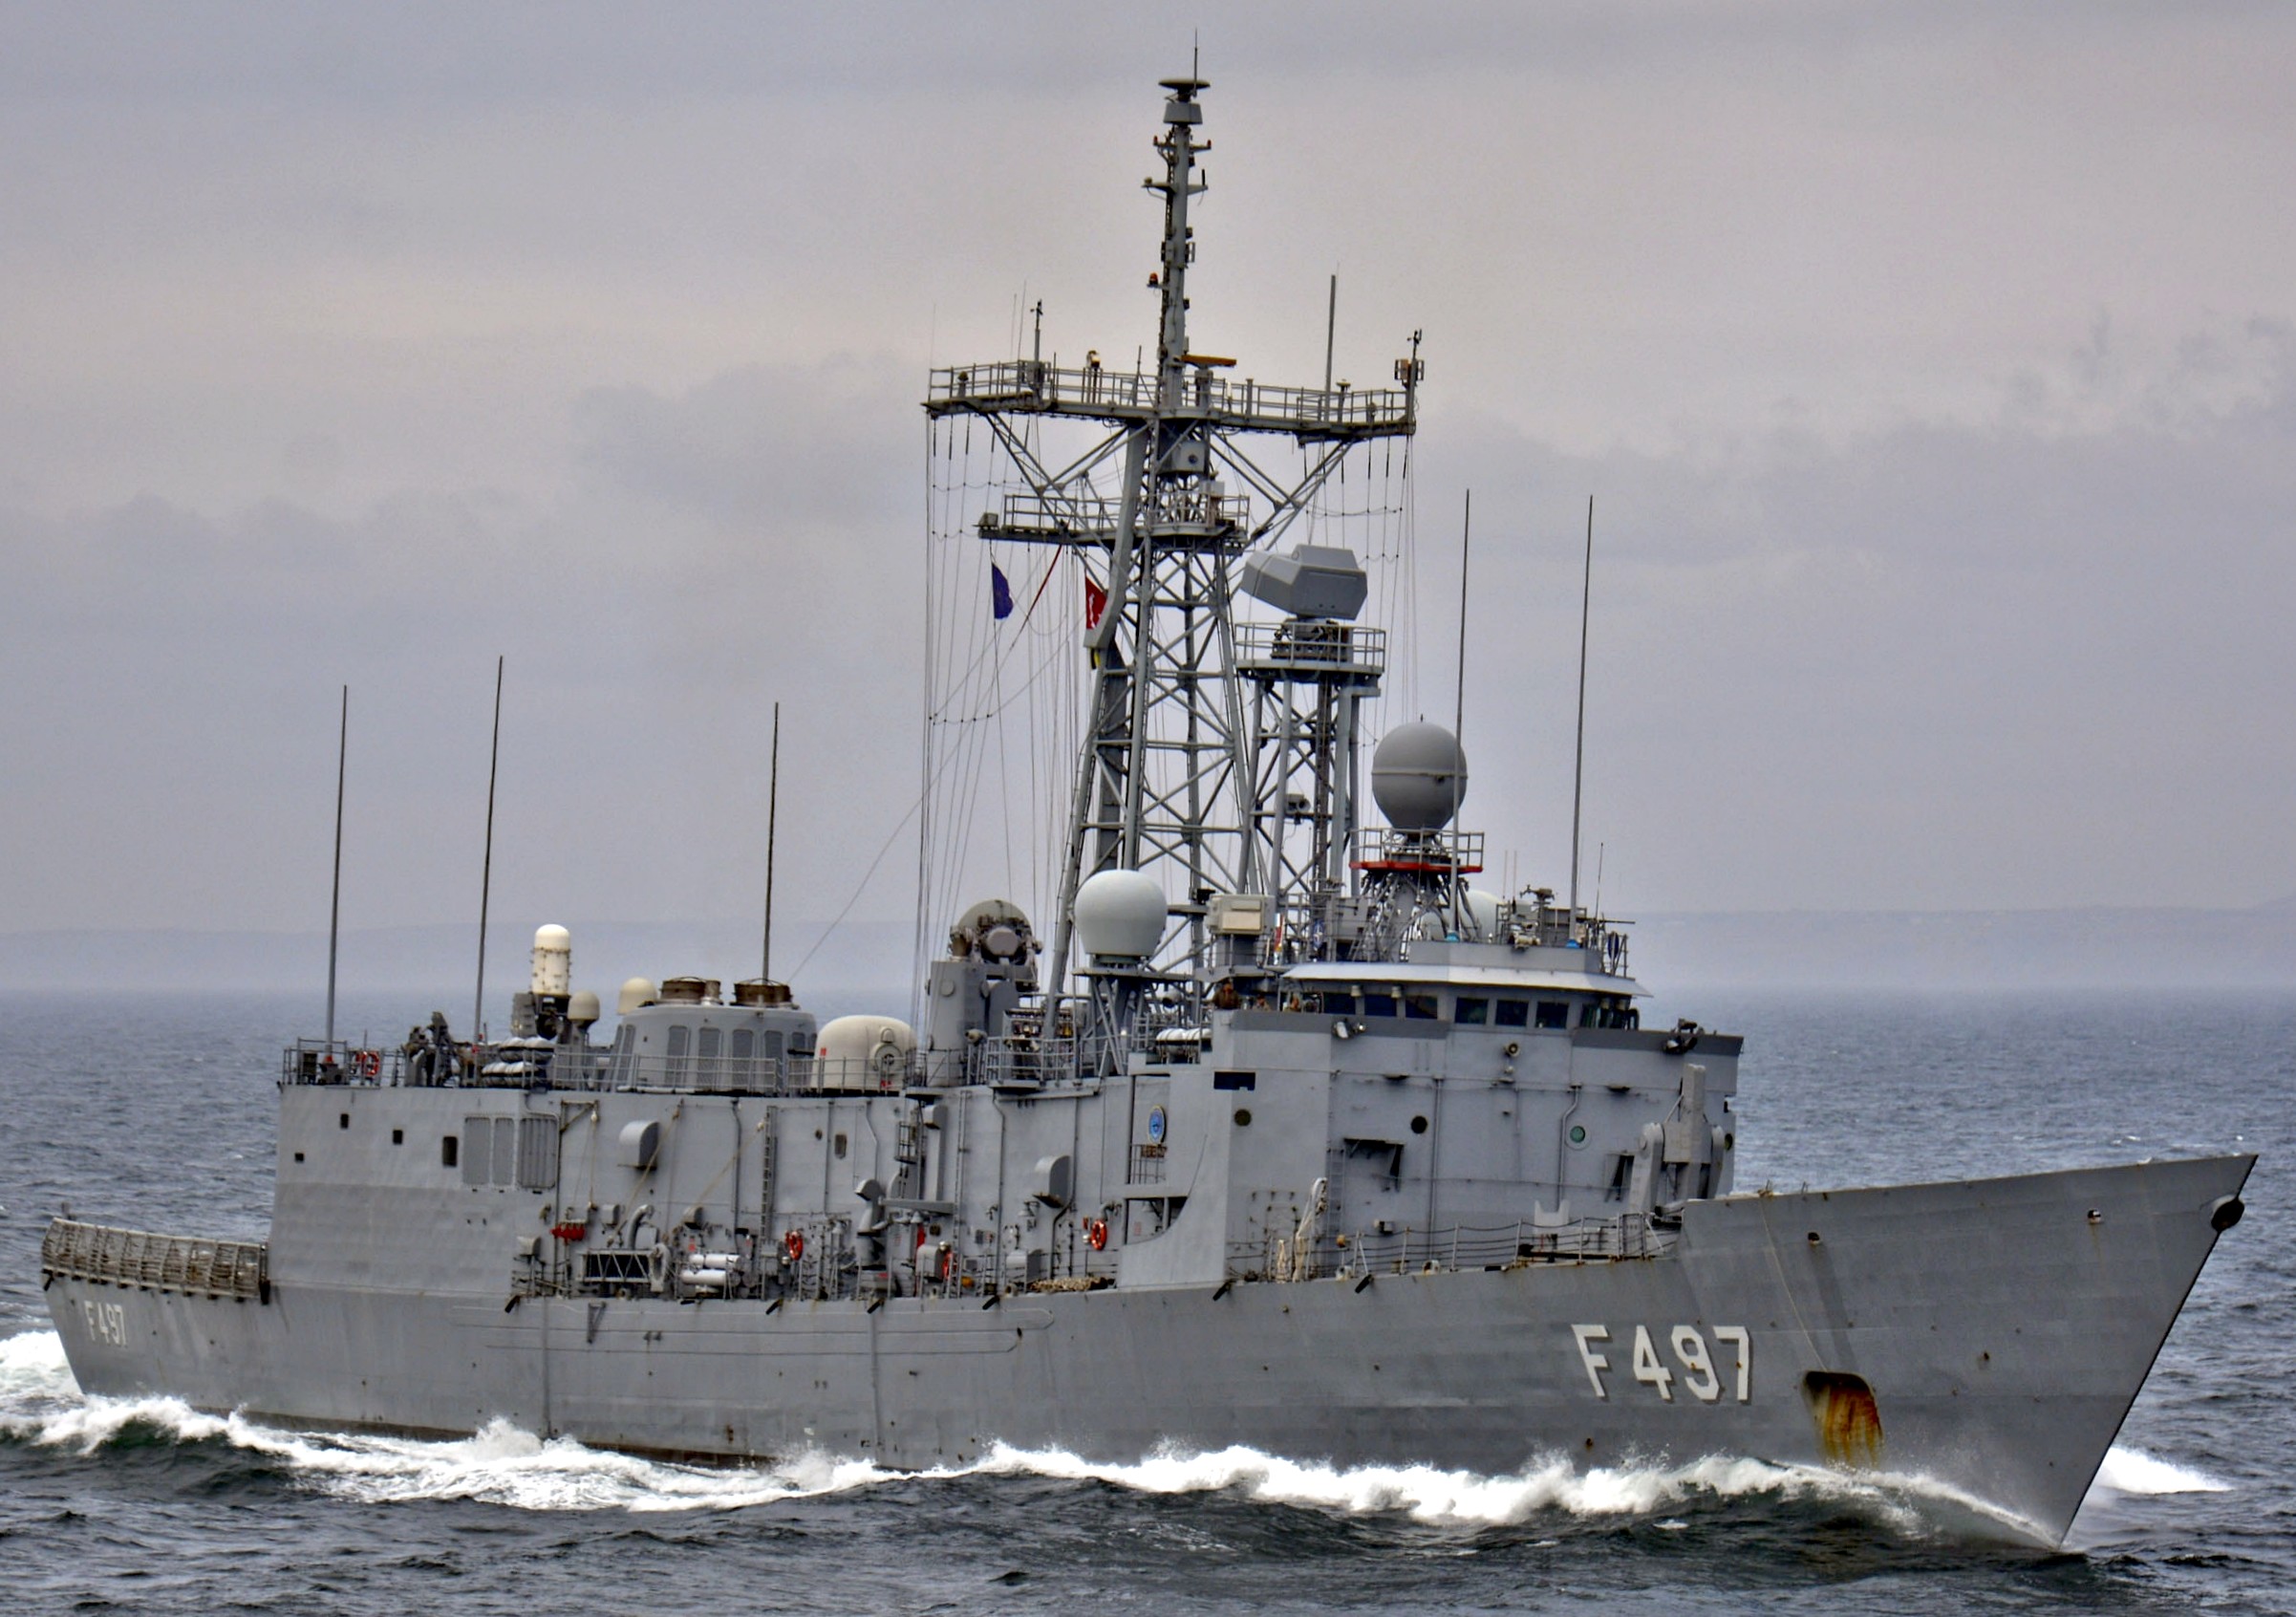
[1239,544,1368,620]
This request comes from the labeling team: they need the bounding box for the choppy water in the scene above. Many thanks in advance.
[1,988,2289,1614]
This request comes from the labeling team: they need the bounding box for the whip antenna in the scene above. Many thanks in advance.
[1451,488,1470,936]
[325,685,347,1057]
[762,700,781,984]
[473,656,504,1047]
[1569,497,1594,923]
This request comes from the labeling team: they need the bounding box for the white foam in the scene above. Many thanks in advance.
[0,1327,2204,1535]
[2092,1444,2229,1497]
[225,1417,902,1513]
[972,1441,1936,1534]
[0,1328,75,1395]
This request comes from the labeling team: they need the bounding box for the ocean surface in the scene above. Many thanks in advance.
[0,987,2288,1615]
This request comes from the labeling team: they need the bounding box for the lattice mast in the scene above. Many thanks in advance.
[923,75,1420,999]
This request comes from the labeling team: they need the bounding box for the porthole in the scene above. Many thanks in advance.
[1568,1124,1588,1147]
[1234,1109,1253,1127]
[1409,1115,1428,1135]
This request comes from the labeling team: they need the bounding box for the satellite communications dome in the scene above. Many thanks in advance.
[1073,869,1167,959]
[616,977,659,1015]
[1371,722,1468,830]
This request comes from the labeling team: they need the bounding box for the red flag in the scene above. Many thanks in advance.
[1084,575,1108,630]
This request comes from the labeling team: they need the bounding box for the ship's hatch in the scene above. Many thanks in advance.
[1802,1370,1884,1469]
[1342,1137,1404,1190]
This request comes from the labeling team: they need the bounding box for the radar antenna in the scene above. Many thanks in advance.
[924,75,1422,1003]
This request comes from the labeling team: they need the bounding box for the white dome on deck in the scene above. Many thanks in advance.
[1372,723,1468,831]
[1073,869,1167,959]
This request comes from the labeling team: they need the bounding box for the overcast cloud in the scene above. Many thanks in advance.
[2,2,2290,963]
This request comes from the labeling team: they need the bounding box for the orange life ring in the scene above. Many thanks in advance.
[783,1229,805,1263]
[354,1048,380,1079]
[1086,1218,1109,1251]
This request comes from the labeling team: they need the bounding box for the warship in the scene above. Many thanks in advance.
[43,75,2249,1547]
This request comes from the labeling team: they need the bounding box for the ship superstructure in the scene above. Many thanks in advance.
[42,75,2249,1548]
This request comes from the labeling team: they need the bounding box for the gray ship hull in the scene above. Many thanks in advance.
[48,1153,2249,1546]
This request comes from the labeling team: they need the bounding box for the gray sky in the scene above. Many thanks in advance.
[4,2,2291,956]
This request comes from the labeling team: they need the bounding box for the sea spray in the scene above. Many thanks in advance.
[1,1328,2175,1540]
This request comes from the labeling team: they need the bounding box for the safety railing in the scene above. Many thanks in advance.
[928,360,1415,437]
[42,1218,268,1301]
[284,1040,916,1097]
[1234,621,1386,679]
[1233,1214,1670,1282]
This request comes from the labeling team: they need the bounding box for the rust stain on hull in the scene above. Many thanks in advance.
[1803,1370,1884,1469]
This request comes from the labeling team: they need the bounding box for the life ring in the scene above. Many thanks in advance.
[783,1229,805,1263]
[1086,1218,1109,1251]
[354,1048,380,1079]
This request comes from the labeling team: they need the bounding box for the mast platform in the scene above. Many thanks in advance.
[927,359,1414,442]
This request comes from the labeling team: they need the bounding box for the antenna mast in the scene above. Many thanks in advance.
[1450,490,1470,936]
[473,656,504,1046]
[762,701,781,984]
[1568,497,1594,922]
[925,75,1421,1000]
[1323,272,1337,394]
[325,685,347,1055]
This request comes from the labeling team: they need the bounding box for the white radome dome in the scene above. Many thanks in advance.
[1073,869,1167,959]
[1371,722,1468,831]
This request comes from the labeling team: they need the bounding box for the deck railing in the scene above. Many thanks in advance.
[42,1218,268,1301]
[927,359,1415,439]
[1236,1214,1670,1282]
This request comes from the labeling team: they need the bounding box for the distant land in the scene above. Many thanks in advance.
[4,898,2291,1005]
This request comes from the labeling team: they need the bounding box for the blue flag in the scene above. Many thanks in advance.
[991,563,1014,620]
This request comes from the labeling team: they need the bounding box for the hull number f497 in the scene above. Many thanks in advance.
[78,1299,127,1348]
[1573,1324,1749,1402]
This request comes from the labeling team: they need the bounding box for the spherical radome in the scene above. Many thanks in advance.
[1371,722,1468,830]
[1073,869,1168,959]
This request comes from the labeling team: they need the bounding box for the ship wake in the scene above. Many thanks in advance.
[0,1329,2225,1533]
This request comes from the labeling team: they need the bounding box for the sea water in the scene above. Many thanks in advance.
[1,988,2287,1615]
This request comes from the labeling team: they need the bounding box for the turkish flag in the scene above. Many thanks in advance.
[1084,575,1108,630]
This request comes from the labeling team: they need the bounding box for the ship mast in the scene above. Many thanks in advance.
[924,75,1421,1001]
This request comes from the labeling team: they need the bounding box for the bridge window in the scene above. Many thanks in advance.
[1455,997,1489,1025]
[1404,993,1440,1021]
[1362,991,1398,1018]
[1536,1000,1570,1029]
[1493,999,1530,1027]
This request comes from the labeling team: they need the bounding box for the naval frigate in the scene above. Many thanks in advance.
[42,75,2250,1547]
